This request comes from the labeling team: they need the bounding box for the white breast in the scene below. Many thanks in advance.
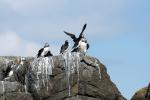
[41,47,50,56]
[78,41,87,53]
[8,70,13,77]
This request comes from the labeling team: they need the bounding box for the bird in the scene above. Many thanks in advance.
[64,24,89,53]
[60,40,69,54]
[7,57,26,77]
[71,37,89,53]
[15,57,26,70]
[20,57,26,65]
[4,61,14,78]
[37,43,53,58]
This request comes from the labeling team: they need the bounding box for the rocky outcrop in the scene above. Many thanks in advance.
[145,83,150,100]
[131,87,147,100]
[131,83,150,100]
[0,53,125,100]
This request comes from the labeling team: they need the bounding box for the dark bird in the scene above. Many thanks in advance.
[4,61,14,78]
[7,57,26,77]
[60,40,69,54]
[37,43,53,58]
[64,24,89,53]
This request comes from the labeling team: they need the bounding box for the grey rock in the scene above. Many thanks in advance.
[0,53,125,100]
[131,82,150,100]
[0,92,33,100]
[145,82,150,100]
[0,81,24,94]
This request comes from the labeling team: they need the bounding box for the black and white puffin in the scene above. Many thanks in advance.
[64,24,89,53]
[7,57,26,77]
[60,40,69,54]
[37,43,53,58]
[4,61,14,78]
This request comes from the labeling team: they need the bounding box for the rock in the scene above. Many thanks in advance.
[0,56,33,82]
[0,81,24,94]
[131,87,147,100]
[0,53,126,100]
[131,82,150,100]
[145,82,150,100]
[0,81,33,100]
[0,92,33,100]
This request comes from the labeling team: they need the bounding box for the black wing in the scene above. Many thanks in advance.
[60,44,65,54]
[64,31,77,42]
[4,65,12,77]
[79,24,87,38]
[45,51,53,57]
[60,44,68,54]
[71,48,78,52]
[37,48,43,58]
[87,43,90,50]
[72,41,79,49]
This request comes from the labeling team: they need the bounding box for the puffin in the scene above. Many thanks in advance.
[64,24,89,53]
[37,43,53,58]
[7,57,26,77]
[4,61,14,78]
[60,40,69,54]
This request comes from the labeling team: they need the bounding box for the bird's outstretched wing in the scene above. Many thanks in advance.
[64,31,77,42]
[79,24,87,38]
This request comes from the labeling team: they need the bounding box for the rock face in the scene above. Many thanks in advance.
[131,83,150,100]
[0,53,125,100]
[145,83,150,100]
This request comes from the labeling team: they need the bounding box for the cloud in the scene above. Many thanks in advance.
[0,0,146,41]
[0,32,40,56]
[0,31,60,57]
[1,0,128,16]
[0,32,21,54]
[1,0,66,15]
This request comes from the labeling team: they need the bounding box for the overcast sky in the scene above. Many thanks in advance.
[0,0,150,99]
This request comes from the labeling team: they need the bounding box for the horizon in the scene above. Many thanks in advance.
[0,0,150,99]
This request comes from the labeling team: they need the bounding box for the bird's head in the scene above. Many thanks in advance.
[44,43,50,47]
[65,40,69,44]
[17,57,21,64]
[21,57,26,61]
[81,38,87,42]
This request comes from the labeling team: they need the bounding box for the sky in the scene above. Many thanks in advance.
[0,0,150,99]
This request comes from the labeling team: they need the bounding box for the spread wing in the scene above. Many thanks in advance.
[64,31,77,42]
[79,24,87,38]
[72,41,79,49]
